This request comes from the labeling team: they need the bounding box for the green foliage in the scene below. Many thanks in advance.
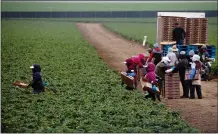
[211,64,218,76]
[1,20,199,133]
[104,22,156,48]
[105,17,217,47]
[2,2,217,11]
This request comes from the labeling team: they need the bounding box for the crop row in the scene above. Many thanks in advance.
[1,19,199,132]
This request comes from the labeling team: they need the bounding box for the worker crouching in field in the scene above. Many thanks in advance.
[124,58,136,77]
[141,62,160,101]
[155,57,171,95]
[147,44,162,65]
[28,64,45,94]
[189,55,203,99]
[138,54,147,66]
[132,54,146,68]
[165,51,189,98]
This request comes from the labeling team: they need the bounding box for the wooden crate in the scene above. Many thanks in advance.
[136,67,146,81]
[12,80,28,88]
[120,72,136,89]
[164,73,180,99]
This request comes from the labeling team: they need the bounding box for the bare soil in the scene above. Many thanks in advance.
[76,23,218,133]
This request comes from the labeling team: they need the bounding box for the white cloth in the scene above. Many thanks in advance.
[166,52,178,66]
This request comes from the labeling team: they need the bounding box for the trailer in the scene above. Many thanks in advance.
[156,12,216,58]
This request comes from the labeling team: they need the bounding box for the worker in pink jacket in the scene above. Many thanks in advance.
[124,58,136,77]
[132,54,146,68]
[141,62,160,101]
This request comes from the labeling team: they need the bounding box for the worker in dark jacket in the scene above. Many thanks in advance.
[28,64,45,94]
[173,23,186,46]
[186,50,195,69]
[147,43,162,65]
[166,51,189,98]
[155,57,171,94]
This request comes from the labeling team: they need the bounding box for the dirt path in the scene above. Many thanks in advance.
[77,23,218,133]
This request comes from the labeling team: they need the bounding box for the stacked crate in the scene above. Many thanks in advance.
[157,16,208,45]
[136,67,146,81]
[157,16,187,43]
[186,18,208,44]
[164,73,180,99]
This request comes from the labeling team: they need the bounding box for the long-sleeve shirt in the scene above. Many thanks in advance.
[173,27,186,41]
[148,48,162,65]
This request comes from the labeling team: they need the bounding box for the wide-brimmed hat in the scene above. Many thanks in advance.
[172,45,178,52]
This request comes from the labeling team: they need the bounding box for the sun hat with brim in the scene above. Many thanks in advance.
[30,65,34,69]
[172,45,178,52]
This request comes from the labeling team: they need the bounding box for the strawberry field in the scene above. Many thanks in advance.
[1,19,199,133]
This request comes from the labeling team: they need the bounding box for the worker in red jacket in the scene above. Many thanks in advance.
[147,44,162,65]
[124,58,136,73]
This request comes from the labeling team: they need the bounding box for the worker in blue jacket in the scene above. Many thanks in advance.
[28,64,45,94]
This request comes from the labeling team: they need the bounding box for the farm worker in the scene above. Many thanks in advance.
[166,47,178,66]
[141,62,160,101]
[132,54,146,68]
[199,45,209,62]
[173,23,186,46]
[147,48,153,54]
[172,45,179,60]
[138,53,147,67]
[27,64,45,94]
[124,58,136,77]
[165,51,189,98]
[155,57,171,94]
[189,55,203,99]
[199,45,211,81]
[147,43,162,65]
[146,48,153,63]
[185,50,195,95]
[187,50,195,69]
